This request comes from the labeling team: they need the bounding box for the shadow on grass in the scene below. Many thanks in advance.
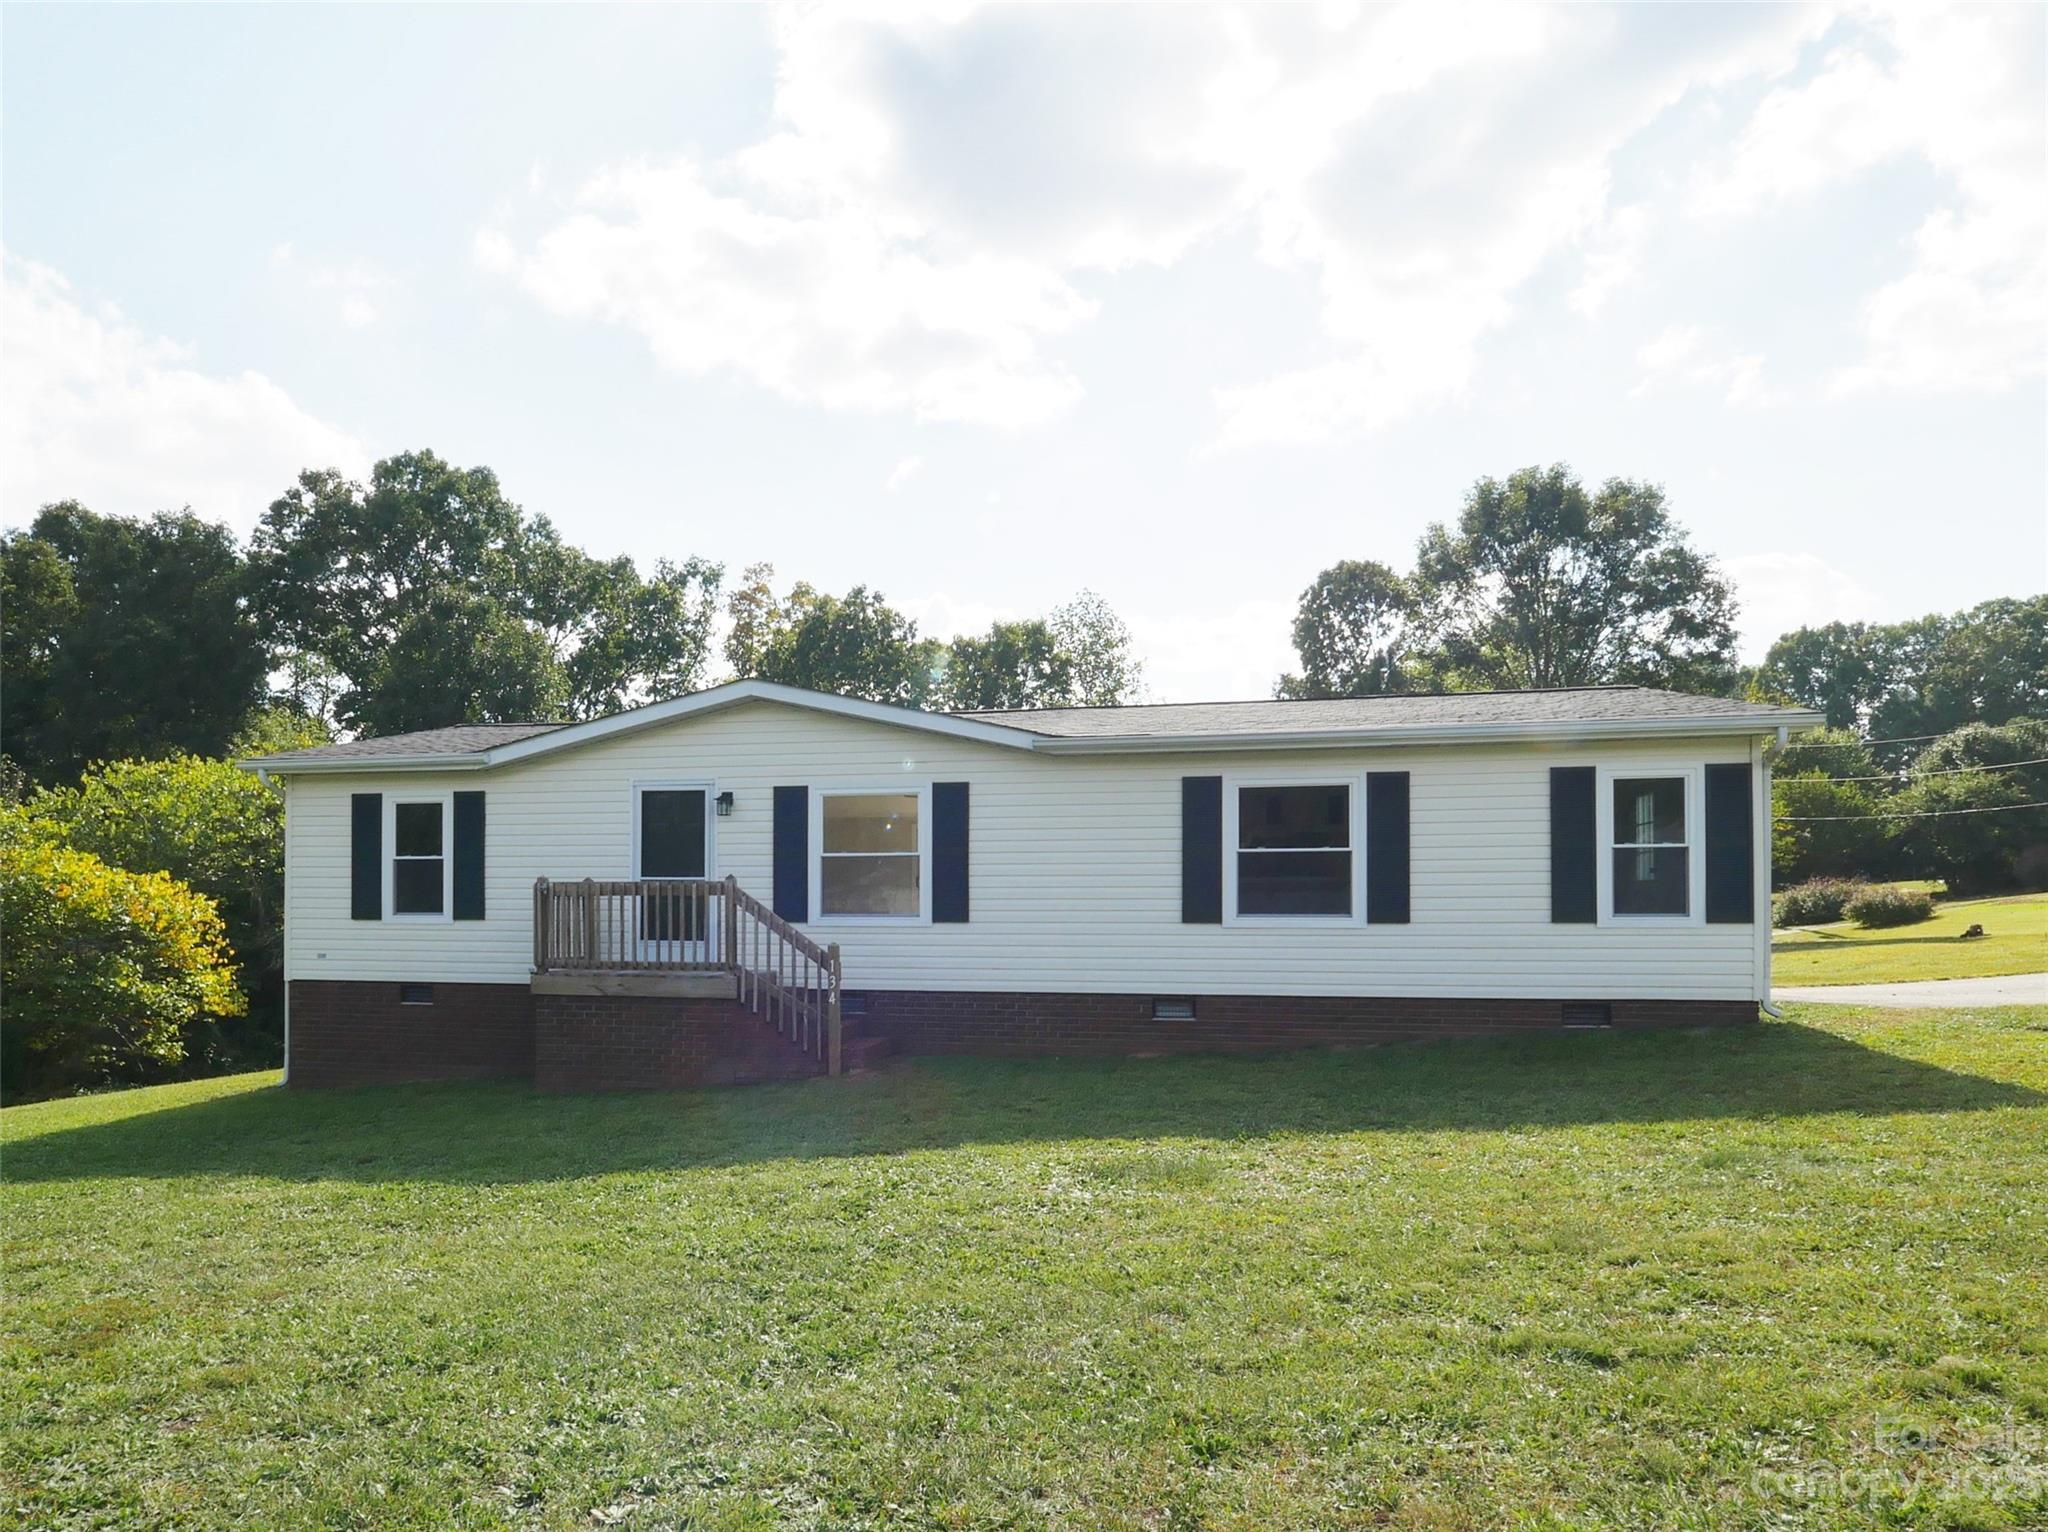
[1774,932,1990,952]
[6,1020,2039,1187]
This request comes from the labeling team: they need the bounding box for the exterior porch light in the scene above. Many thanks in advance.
[715,791,735,817]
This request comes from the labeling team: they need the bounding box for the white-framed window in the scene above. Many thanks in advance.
[811,787,930,922]
[385,793,452,920]
[1598,766,1703,923]
[1223,777,1361,922]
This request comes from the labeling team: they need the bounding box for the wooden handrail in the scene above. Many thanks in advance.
[533,875,843,1074]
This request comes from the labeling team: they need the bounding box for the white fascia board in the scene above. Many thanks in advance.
[483,679,1042,767]
[240,681,1045,775]
[1027,710,1828,755]
[234,753,493,775]
[238,684,1825,773]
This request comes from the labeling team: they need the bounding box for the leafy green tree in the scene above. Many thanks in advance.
[1765,727,1898,887]
[723,569,939,705]
[1891,719,2048,894]
[351,590,569,735]
[1771,773,1897,887]
[722,562,781,681]
[22,753,289,1063]
[248,450,719,733]
[1892,771,2043,896]
[1409,466,1739,692]
[1276,560,1415,698]
[1750,624,1883,731]
[1771,727,1885,782]
[228,707,333,760]
[936,620,1075,710]
[1047,590,1143,705]
[2,503,269,782]
[1753,596,2048,739]
[26,754,284,973]
[1,833,245,1100]
[762,586,939,706]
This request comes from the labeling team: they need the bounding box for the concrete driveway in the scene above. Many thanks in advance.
[1774,973,2048,1008]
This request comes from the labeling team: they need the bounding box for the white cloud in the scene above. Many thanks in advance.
[482,157,1091,427]
[272,244,391,330]
[1209,4,1826,447]
[1634,323,1778,407]
[1694,6,2046,396]
[885,455,925,493]
[0,252,365,531]
[1724,550,1883,661]
[1570,202,1652,317]
[480,3,2031,443]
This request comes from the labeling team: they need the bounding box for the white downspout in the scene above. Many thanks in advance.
[1755,735,1775,1017]
[275,773,290,1086]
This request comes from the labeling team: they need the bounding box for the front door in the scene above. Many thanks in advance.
[636,786,712,957]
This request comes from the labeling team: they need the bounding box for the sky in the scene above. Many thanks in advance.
[3,2,2043,702]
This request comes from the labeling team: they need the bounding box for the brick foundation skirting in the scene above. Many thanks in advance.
[287,980,535,1087]
[532,993,821,1092]
[858,990,1757,1059]
[289,980,1756,1087]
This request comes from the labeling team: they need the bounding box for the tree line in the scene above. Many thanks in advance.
[1272,463,2047,738]
[2,449,1145,787]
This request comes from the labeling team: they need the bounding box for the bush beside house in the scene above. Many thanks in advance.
[0,833,245,1100]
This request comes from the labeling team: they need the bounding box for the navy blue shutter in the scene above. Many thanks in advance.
[1704,763,1755,923]
[1550,767,1597,924]
[452,791,486,920]
[1182,776,1223,923]
[1365,771,1410,924]
[772,786,809,922]
[933,782,969,922]
[350,793,382,920]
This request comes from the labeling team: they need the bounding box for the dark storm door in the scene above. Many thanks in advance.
[637,787,709,949]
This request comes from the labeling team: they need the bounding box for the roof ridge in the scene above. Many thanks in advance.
[954,684,1647,717]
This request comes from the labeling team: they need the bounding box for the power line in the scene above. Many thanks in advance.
[1775,799,2048,823]
[1780,755,2048,784]
[1781,728,2001,748]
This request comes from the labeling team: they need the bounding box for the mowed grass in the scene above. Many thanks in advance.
[1774,891,2048,985]
[6,1007,2048,1530]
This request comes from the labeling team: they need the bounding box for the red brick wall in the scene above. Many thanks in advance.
[287,980,534,1087]
[533,993,824,1092]
[290,979,1754,1087]
[858,990,1756,1058]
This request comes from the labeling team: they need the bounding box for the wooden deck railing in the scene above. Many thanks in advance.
[533,875,842,1074]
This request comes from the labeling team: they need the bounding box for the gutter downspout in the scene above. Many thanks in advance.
[1757,733,1777,1018]
[272,772,289,1087]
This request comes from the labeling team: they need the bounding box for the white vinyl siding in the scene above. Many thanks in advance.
[283,700,1763,1000]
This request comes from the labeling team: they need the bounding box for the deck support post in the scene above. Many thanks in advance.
[826,942,843,1077]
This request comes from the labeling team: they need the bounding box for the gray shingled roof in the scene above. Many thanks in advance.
[245,684,1811,768]
[954,685,1803,739]
[247,722,563,765]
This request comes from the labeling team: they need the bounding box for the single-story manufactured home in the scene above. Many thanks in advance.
[241,679,1823,1089]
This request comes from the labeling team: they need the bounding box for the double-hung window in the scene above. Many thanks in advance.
[1609,775,1691,917]
[387,797,450,918]
[817,791,925,919]
[1232,783,1354,918]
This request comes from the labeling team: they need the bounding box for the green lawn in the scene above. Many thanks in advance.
[1775,891,2048,986]
[6,1008,2047,1529]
